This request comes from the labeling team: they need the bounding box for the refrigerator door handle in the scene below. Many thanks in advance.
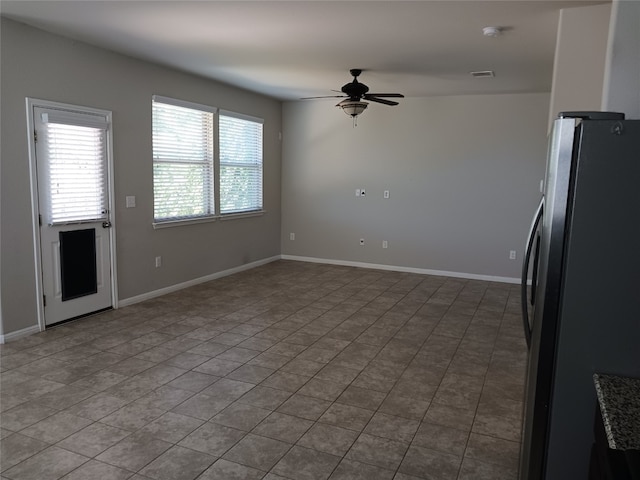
[530,234,541,306]
[521,198,543,348]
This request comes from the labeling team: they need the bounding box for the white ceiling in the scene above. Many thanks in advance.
[1,0,605,101]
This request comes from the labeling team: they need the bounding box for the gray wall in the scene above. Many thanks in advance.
[602,0,640,118]
[0,18,282,336]
[281,93,550,280]
[548,3,612,128]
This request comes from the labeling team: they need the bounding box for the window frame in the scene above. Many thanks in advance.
[39,110,110,226]
[152,95,217,226]
[218,110,264,216]
[151,95,265,229]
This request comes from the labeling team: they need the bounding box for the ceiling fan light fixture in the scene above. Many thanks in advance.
[337,99,368,117]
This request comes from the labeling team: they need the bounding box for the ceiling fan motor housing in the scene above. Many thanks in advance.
[342,69,369,99]
[342,80,369,99]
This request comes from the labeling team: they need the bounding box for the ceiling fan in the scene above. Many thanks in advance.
[302,69,404,119]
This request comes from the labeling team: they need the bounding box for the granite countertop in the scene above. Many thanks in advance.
[594,373,640,450]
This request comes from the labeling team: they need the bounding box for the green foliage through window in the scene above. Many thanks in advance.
[219,115,263,214]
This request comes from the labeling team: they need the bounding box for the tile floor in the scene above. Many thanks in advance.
[0,260,527,480]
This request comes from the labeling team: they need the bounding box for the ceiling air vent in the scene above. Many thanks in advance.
[470,70,495,78]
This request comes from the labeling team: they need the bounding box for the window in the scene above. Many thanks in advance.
[219,112,263,214]
[40,110,110,225]
[152,96,264,225]
[152,96,216,222]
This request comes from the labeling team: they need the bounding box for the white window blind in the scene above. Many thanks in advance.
[42,115,108,225]
[152,97,215,222]
[219,112,263,214]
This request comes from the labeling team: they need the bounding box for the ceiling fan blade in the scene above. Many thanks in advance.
[365,96,399,106]
[300,95,348,100]
[365,93,404,98]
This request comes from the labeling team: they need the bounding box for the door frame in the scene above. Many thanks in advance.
[25,97,119,331]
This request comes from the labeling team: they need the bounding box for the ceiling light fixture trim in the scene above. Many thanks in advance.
[337,99,369,117]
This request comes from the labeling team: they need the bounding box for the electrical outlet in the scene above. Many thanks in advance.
[383,190,390,199]
[509,250,517,260]
[290,233,295,241]
[126,195,136,208]
[382,240,388,249]
[359,238,365,246]
[155,256,162,268]
[355,189,361,197]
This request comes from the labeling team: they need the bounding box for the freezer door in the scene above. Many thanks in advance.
[519,117,578,480]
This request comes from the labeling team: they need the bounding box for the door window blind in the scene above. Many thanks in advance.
[219,113,263,214]
[42,115,108,225]
[152,98,215,221]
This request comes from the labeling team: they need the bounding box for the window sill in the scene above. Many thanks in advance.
[153,215,217,229]
[220,210,266,221]
[152,210,265,229]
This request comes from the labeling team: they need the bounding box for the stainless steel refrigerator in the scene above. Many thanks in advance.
[519,111,640,479]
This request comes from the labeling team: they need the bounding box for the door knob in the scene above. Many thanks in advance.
[102,221,112,228]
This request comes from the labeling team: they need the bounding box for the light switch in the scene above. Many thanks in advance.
[126,196,136,208]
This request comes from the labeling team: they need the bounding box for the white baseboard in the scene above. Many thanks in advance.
[119,255,281,308]
[280,255,520,284]
[0,324,41,344]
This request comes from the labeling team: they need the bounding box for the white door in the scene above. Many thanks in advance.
[33,105,113,326]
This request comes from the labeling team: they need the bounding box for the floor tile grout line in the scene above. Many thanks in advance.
[380,276,478,479]
[447,283,500,478]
